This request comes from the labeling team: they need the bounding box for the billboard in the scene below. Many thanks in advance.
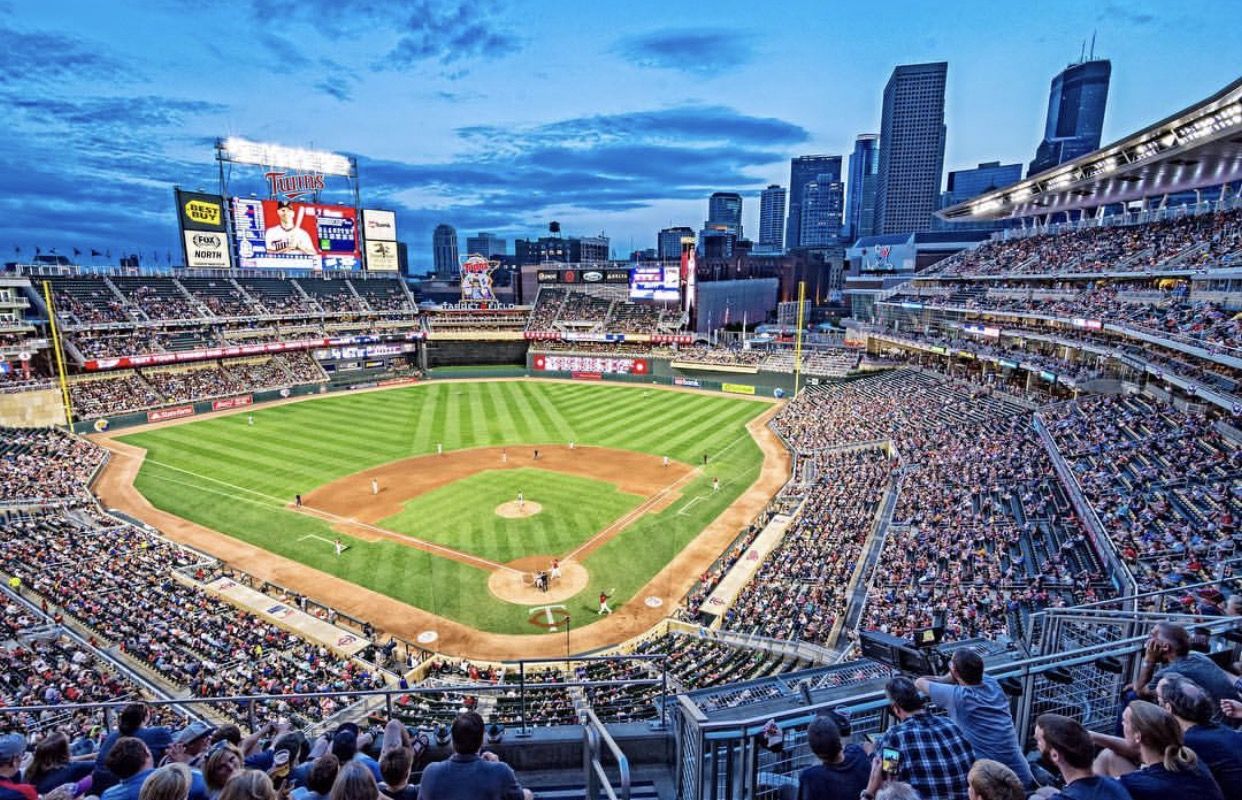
[461,254,498,301]
[365,240,399,272]
[363,209,397,240]
[362,208,399,271]
[175,189,228,232]
[630,266,681,301]
[230,197,360,270]
[183,230,232,269]
[531,354,649,375]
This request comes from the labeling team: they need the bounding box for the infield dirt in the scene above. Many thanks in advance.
[92,382,789,660]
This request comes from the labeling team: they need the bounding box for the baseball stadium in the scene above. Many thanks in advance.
[0,36,1240,800]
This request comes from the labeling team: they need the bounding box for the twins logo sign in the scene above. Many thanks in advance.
[528,604,571,632]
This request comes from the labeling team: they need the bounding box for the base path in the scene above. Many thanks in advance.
[91,381,790,660]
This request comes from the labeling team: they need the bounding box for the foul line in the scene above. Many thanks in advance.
[137,456,516,574]
[564,467,702,562]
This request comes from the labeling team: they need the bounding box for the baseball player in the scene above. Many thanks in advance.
[712,477,720,492]
[569,440,575,450]
[533,449,540,460]
[662,455,669,467]
[264,200,317,256]
[247,414,254,426]
[550,558,562,581]
[334,538,344,557]
[501,449,508,464]
[295,494,302,508]
[517,491,525,511]
[597,591,613,615]
[437,442,443,455]
[371,478,379,496]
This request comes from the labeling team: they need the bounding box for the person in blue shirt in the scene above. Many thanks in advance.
[915,649,1035,787]
[796,715,870,800]
[1156,674,1242,800]
[1032,714,1131,800]
[1091,700,1223,800]
[100,739,207,800]
[94,704,174,796]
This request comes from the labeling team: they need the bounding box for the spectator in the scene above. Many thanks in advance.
[0,733,36,800]
[417,711,531,800]
[916,650,1034,786]
[204,745,244,800]
[170,723,215,770]
[293,756,339,800]
[1156,674,1242,800]
[330,727,381,783]
[102,738,160,800]
[96,703,174,794]
[876,785,921,800]
[377,721,419,800]
[797,715,870,800]
[1129,623,1240,711]
[140,764,193,800]
[218,771,277,800]
[1092,701,1223,800]
[26,733,93,795]
[874,677,975,800]
[1032,714,1130,800]
[328,762,378,800]
[965,760,1023,800]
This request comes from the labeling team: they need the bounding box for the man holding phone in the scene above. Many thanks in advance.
[868,677,975,800]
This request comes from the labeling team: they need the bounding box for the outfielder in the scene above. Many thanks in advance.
[334,538,344,557]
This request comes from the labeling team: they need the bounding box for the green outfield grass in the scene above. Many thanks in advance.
[120,380,769,634]
[377,468,643,563]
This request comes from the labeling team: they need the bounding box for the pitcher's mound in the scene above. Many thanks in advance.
[496,500,542,518]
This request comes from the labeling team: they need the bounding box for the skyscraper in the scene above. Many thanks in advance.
[705,192,743,236]
[874,62,948,235]
[936,161,1022,231]
[432,223,459,279]
[845,134,880,242]
[757,185,787,251]
[787,155,841,248]
[799,176,844,247]
[1028,59,1111,177]
[465,231,506,258]
[657,226,695,261]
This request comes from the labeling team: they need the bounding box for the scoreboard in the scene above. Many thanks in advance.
[230,198,361,270]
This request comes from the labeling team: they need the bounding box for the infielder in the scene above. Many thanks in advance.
[662,455,669,467]
[713,477,720,492]
[501,449,508,464]
[371,478,379,496]
[437,442,443,455]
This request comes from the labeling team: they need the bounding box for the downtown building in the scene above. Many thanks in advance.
[935,161,1022,232]
[657,226,695,262]
[700,192,743,258]
[432,223,460,279]
[1028,59,1111,177]
[756,185,787,253]
[465,231,507,258]
[845,134,879,243]
[786,155,842,248]
[873,62,948,235]
[799,177,844,247]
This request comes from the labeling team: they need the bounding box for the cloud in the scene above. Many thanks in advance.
[0,23,138,86]
[1098,1,1155,26]
[612,28,755,76]
[382,1,520,72]
[356,104,807,250]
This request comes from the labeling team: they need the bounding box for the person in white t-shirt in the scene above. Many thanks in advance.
[265,200,317,256]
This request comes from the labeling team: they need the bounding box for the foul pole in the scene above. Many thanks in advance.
[42,281,75,429]
[793,281,806,397]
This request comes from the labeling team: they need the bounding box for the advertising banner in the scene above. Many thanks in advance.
[147,405,195,423]
[721,382,757,395]
[231,197,360,270]
[202,577,370,656]
[211,395,253,411]
[183,230,232,269]
[175,189,228,232]
[364,240,399,272]
[531,354,649,375]
[362,209,397,240]
[630,266,680,301]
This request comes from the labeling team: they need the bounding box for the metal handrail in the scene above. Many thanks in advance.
[582,707,631,800]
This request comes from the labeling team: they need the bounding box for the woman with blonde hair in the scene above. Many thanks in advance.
[328,761,378,800]
[139,763,193,800]
[1112,700,1223,800]
[204,743,245,800]
[966,760,1024,800]
[217,770,279,800]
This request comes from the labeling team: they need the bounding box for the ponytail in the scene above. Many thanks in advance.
[1163,744,1198,773]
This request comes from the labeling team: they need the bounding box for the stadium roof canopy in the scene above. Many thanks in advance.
[938,77,1242,223]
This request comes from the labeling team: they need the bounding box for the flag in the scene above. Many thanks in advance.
[91,249,102,257]
[35,246,41,255]
[73,248,82,256]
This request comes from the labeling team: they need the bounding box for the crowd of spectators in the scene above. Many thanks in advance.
[0,427,103,502]
[927,207,1242,277]
[1043,395,1240,596]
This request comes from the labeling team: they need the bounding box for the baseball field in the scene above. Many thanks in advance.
[99,380,781,646]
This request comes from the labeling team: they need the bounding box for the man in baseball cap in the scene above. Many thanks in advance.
[172,722,215,768]
[0,733,36,800]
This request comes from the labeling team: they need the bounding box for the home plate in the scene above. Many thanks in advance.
[416,630,439,644]
[645,596,663,608]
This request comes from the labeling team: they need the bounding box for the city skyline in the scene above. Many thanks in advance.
[0,0,1233,265]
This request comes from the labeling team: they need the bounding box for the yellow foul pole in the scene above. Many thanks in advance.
[793,281,806,397]
[41,281,75,429]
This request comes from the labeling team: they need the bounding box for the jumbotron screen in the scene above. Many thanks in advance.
[230,198,360,270]
[629,266,680,301]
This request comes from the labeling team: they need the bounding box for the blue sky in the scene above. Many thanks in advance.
[1,0,1234,266]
